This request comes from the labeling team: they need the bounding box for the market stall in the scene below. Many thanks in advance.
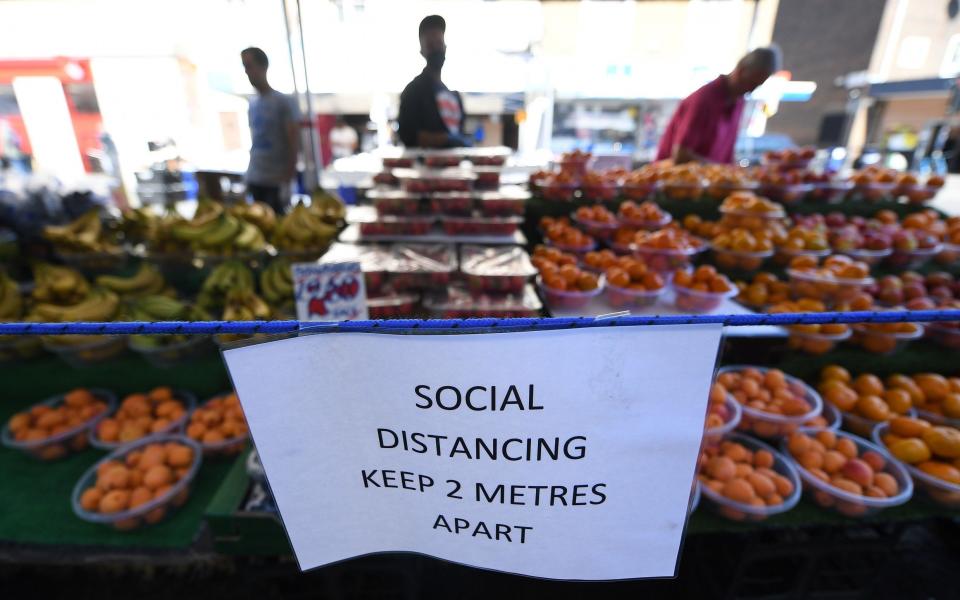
[1,145,959,594]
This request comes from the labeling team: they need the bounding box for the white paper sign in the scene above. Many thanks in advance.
[223,325,722,580]
[292,261,367,321]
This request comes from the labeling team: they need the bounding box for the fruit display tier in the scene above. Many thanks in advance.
[2,333,959,558]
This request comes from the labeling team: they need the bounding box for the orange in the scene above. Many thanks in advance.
[852,374,884,397]
[889,438,932,464]
[889,416,931,438]
[914,374,950,403]
[917,461,960,484]
[921,427,960,459]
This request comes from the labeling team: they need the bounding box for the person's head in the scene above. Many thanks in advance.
[241,47,270,91]
[728,46,781,96]
[419,15,446,71]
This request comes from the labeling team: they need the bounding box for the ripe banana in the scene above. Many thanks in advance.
[32,288,119,322]
[132,295,188,320]
[95,263,165,295]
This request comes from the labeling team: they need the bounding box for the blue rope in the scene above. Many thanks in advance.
[0,309,958,335]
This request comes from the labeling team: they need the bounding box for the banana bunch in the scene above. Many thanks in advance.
[31,287,120,322]
[0,271,23,320]
[127,295,212,349]
[230,201,277,235]
[171,200,267,255]
[31,264,91,305]
[273,203,337,252]
[95,263,171,298]
[43,210,121,254]
[309,189,347,224]
[197,260,255,311]
[223,288,272,321]
[259,258,294,307]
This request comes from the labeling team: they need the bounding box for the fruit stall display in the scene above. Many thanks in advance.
[0,147,959,561]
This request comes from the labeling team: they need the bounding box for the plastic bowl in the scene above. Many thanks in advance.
[617,212,671,231]
[689,481,701,514]
[836,246,892,267]
[840,406,916,439]
[42,335,127,369]
[699,433,802,522]
[850,324,924,355]
[713,247,773,271]
[128,335,215,369]
[873,422,960,507]
[580,181,621,202]
[717,365,823,440]
[914,408,960,430]
[705,180,759,200]
[786,327,852,355]
[786,269,874,307]
[1,389,116,461]
[925,322,960,350]
[633,244,704,274]
[604,283,665,309]
[540,181,579,202]
[855,181,897,202]
[784,427,913,517]
[661,180,704,201]
[898,183,939,204]
[808,181,854,203]
[886,244,944,270]
[190,393,250,457]
[672,284,737,314]
[622,182,658,201]
[89,390,197,451]
[805,401,841,431]
[71,434,202,531]
[935,241,960,266]
[571,213,620,241]
[773,246,831,267]
[544,237,597,257]
[761,183,814,204]
[704,394,743,443]
[537,275,604,310]
[368,191,422,216]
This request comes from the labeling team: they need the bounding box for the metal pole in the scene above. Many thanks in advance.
[295,0,322,192]
[279,0,307,195]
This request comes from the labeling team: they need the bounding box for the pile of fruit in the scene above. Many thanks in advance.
[540,217,596,252]
[816,367,913,435]
[76,439,196,529]
[171,200,268,255]
[734,272,790,308]
[5,389,110,460]
[880,417,960,487]
[698,439,796,519]
[716,367,816,438]
[43,210,122,255]
[786,429,904,515]
[672,266,734,312]
[769,298,850,354]
[94,387,188,447]
[186,392,249,454]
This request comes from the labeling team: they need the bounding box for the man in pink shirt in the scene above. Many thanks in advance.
[657,47,781,164]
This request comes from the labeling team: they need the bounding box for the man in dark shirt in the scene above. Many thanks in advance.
[398,15,469,148]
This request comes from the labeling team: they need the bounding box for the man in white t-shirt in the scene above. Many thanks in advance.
[241,47,300,214]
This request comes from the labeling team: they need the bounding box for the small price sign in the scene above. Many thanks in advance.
[292,261,368,322]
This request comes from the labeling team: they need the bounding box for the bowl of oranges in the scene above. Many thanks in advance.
[874,417,960,507]
[72,434,202,531]
[632,229,707,275]
[850,319,924,355]
[617,200,671,230]
[186,392,250,457]
[536,263,603,310]
[603,256,666,308]
[704,382,743,443]
[697,434,801,522]
[786,254,874,307]
[90,387,195,451]
[784,428,912,517]
[571,205,620,241]
[2,388,115,461]
[717,366,823,440]
[541,217,597,256]
[711,228,775,271]
[816,367,916,438]
[672,266,736,313]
